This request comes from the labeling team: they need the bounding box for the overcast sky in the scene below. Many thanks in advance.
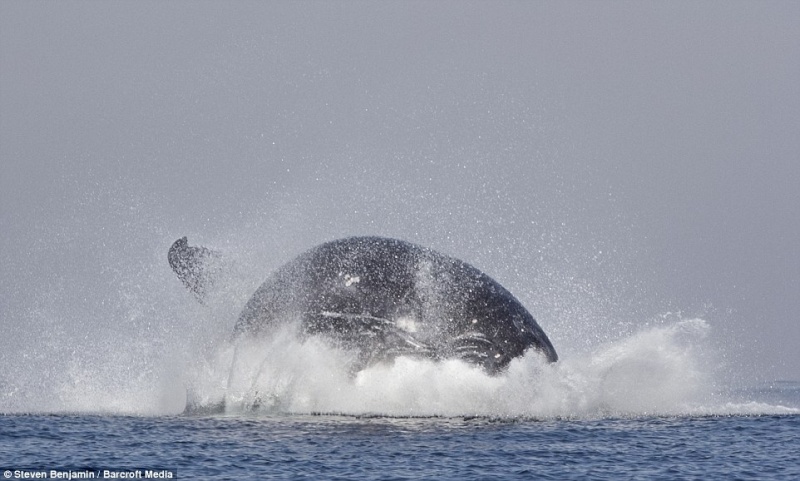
[1,1,798,383]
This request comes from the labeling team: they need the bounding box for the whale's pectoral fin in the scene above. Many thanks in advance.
[168,236,221,303]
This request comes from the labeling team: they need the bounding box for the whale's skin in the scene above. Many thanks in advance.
[230,236,557,373]
[168,236,219,303]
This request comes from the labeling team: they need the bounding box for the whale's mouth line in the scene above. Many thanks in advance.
[319,311,394,325]
[310,311,435,355]
[448,333,496,360]
[307,311,506,366]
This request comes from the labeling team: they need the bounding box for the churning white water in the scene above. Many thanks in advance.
[189,316,795,418]
[5,298,793,418]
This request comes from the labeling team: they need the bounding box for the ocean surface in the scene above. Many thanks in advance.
[2,345,798,481]
[1,405,799,480]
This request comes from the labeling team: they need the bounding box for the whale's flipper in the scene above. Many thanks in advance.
[168,236,220,303]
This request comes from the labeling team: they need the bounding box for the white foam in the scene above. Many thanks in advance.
[185,317,799,418]
[3,313,797,418]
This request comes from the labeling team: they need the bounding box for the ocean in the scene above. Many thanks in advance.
[2,406,798,480]
[2,319,798,480]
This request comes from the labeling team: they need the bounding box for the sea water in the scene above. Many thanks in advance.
[1,408,798,480]
[1,313,798,479]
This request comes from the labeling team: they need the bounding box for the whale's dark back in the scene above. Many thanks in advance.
[234,236,557,373]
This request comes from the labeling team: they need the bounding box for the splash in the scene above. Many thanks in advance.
[185,317,798,418]
[2,301,796,417]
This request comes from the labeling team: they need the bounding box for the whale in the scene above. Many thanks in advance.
[169,236,557,374]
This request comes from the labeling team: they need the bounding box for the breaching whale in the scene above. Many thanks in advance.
[169,236,557,374]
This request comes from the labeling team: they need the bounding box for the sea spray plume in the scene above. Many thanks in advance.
[169,236,557,383]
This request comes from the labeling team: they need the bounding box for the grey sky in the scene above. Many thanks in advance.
[1,1,798,383]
